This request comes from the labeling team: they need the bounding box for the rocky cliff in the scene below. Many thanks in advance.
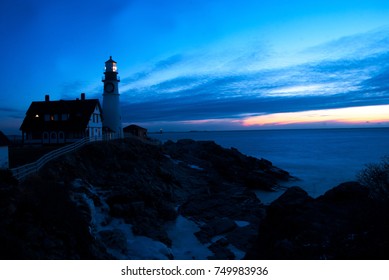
[0,137,291,259]
[1,137,386,260]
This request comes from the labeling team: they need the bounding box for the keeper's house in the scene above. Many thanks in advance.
[20,93,103,145]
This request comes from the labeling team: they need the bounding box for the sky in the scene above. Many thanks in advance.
[1,0,389,134]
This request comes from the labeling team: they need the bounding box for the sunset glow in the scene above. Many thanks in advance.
[242,105,389,127]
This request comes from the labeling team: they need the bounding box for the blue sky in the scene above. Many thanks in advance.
[1,0,389,134]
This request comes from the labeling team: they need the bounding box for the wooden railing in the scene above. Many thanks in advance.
[10,136,103,181]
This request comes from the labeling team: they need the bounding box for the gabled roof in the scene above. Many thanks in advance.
[20,98,102,132]
[0,131,10,146]
[123,124,147,132]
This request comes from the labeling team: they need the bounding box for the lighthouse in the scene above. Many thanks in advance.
[102,56,123,139]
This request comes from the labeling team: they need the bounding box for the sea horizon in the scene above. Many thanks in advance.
[148,125,389,134]
[3,124,389,138]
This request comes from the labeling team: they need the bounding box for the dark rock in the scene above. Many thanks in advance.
[99,229,128,253]
[225,225,258,252]
[179,188,263,222]
[194,230,211,244]
[3,137,293,259]
[319,181,369,201]
[0,169,18,186]
[245,181,389,260]
[201,217,237,237]
[163,138,292,191]
[208,238,235,260]
[269,186,312,212]
[267,166,291,180]
[0,177,111,259]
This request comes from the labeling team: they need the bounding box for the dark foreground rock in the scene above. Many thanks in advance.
[3,138,389,259]
[245,182,389,259]
[0,177,110,259]
[1,137,292,259]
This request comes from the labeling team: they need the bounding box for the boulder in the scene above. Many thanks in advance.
[225,225,259,252]
[269,186,312,211]
[245,182,389,260]
[319,181,369,201]
[207,238,235,260]
[200,217,237,237]
[99,229,128,253]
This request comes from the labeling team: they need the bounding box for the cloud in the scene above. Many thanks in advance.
[302,27,389,60]
[0,106,23,113]
[118,27,389,129]
[0,105,25,134]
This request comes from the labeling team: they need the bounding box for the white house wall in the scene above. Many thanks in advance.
[87,105,103,139]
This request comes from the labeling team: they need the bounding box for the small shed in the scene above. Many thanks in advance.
[123,124,148,139]
[0,131,10,169]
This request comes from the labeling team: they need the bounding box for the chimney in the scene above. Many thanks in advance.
[81,93,85,100]
[45,95,50,102]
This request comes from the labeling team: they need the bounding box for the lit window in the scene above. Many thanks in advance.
[35,114,39,118]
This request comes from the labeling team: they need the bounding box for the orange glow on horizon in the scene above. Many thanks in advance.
[242,105,389,127]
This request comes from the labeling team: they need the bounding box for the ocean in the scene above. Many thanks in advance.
[151,128,389,201]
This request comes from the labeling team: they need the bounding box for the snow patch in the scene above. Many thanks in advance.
[228,244,246,259]
[167,215,212,260]
[102,219,172,260]
[71,179,172,260]
[165,154,203,171]
[235,220,250,227]
[188,164,204,170]
[71,179,248,260]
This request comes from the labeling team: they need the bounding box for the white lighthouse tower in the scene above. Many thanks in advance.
[102,56,123,139]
